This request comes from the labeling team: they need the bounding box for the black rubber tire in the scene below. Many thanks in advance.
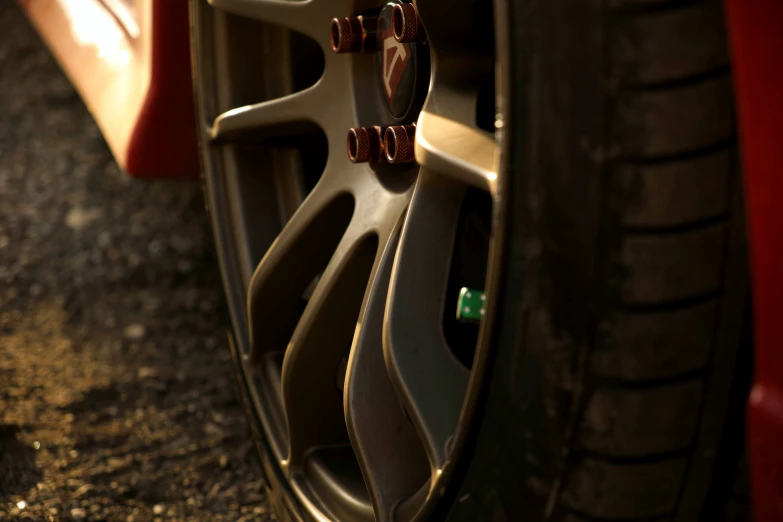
[435,0,752,521]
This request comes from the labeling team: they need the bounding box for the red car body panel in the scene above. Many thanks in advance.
[17,0,198,178]
[724,0,783,520]
[125,0,198,178]
[15,0,783,519]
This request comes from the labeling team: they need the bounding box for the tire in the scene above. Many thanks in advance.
[190,0,752,520]
[439,0,751,521]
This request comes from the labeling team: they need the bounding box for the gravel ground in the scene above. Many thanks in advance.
[0,3,272,521]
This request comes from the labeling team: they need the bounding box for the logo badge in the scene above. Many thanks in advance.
[376,1,426,120]
[380,29,411,106]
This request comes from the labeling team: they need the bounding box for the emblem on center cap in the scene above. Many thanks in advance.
[382,31,410,104]
[377,2,425,120]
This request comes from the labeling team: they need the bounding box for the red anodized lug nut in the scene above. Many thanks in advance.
[347,126,386,163]
[392,3,426,43]
[330,16,378,53]
[383,125,417,164]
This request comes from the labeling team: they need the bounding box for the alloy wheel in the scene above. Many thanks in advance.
[191,0,503,520]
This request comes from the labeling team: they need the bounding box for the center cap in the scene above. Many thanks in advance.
[376,2,428,120]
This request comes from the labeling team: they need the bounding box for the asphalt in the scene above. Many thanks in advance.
[0,2,272,520]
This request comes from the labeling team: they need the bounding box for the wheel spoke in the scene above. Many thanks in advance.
[247,184,353,363]
[207,0,329,39]
[384,169,470,475]
[411,0,498,193]
[344,222,429,522]
[415,108,498,192]
[210,87,320,141]
[281,222,379,467]
[199,0,502,517]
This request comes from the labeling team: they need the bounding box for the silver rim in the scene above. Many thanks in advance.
[192,0,501,520]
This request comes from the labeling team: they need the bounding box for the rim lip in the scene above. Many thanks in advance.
[189,0,509,519]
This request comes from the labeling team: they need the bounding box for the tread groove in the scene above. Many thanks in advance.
[617,290,721,313]
[612,0,713,17]
[613,138,736,166]
[566,507,670,522]
[580,447,692,465]
[623,65,730,93]
[621,212,729,236]
[592,368,709,391]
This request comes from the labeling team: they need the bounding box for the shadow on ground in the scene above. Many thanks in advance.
[0,424,42,497]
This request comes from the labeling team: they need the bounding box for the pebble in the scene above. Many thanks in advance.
[153,504,165,515]
[97,231,112,247]
[70,508,86,521]
[73,484,94,498]
[65,206,102,230]
[147,240,163,255]
[107,457,126,469]
[124,323,146,340]
[137,366,157,379]
[177,259,194,274]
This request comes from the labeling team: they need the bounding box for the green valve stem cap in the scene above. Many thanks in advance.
[456,287,486,323]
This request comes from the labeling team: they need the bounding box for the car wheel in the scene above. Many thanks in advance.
[190,0,751,520]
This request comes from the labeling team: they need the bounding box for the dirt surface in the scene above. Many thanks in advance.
[0,3,272,521]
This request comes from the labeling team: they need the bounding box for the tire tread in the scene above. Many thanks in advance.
[558,0,747,520]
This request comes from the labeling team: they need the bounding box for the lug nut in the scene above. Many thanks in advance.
[330,16,378,53]
[384,125,416,164]
[347,126,386,163]
[392,4,426,43]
